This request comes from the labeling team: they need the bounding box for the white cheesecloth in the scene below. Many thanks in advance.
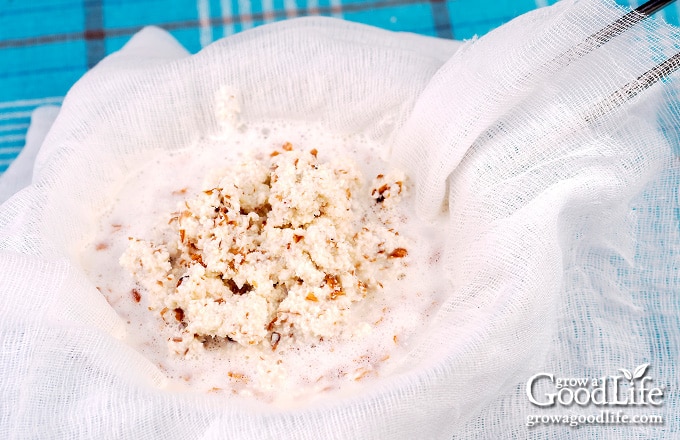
[1,1,679,438]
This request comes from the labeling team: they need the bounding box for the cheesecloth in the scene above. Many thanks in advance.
[1,0,679,438]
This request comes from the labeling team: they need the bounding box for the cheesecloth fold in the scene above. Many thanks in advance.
[1,0,679,438]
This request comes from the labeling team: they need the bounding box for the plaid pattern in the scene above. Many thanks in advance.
[0,0,677,174]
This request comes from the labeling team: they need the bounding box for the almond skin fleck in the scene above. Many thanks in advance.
[131,289,141,303]
[353,368,370,381]
[325,274,338,288]
[270,332,281,350]
[174,308,184,322]
[282,142,293,151]
[95,242,109,251]
[189,253,205,267]
[389,248,408,258]
[227,372,248,382]
[330,290,345,300]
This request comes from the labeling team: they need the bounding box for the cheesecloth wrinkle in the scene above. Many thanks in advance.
[1,1,679,438]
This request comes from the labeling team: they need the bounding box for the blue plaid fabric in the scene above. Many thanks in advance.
[0,0,678,173]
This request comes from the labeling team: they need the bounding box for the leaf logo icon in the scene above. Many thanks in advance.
[619,363,649,382]
[619,368,633,381]
[633,363,649,380]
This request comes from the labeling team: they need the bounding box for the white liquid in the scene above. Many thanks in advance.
[78,121,447,406]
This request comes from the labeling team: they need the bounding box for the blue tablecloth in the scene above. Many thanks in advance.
[0,0,678,173]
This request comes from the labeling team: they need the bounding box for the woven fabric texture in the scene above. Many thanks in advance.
[1,0,680,172]
[1,0,680,439]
